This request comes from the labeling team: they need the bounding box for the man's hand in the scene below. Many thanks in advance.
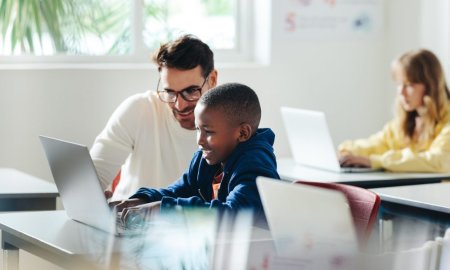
[339,154,371,168]
[104,190,113,199]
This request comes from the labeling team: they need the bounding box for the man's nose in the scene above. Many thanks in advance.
[174,94,189,110]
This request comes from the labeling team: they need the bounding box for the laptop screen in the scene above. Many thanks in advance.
[256,177,358,260]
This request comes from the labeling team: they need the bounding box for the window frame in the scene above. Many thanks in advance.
[0,0,254,66]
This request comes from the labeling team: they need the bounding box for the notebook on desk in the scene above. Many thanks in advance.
[281,106,378,173]
[39,135,142,236]
[256,177,358,264]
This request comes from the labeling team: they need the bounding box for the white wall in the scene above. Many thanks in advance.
[0,0,446,182]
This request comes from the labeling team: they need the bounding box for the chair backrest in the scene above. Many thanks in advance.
[294,180,381,245]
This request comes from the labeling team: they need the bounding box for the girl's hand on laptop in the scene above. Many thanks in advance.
[121,201,161,228]
[338,149,352,157]
[339,154,371,168]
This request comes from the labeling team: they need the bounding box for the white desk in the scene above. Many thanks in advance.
[371,182,450,230]
[0,211,275,270]
[371,183,450,251]
[0,168,58,211]
[371,183,450,215]
[278,158,450,188]
[0,211,107,269]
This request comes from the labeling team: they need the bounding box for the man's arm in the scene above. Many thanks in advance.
[90,95,143,189]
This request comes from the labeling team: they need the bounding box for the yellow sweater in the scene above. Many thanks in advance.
[338,109,450,172]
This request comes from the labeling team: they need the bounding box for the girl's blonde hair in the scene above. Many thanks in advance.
[392,49,450,147]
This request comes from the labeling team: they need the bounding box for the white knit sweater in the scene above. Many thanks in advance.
[90,91,197,201]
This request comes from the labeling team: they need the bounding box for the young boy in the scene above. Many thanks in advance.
[114,83,279,224]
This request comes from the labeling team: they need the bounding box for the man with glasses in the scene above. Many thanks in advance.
[90,35,218,201]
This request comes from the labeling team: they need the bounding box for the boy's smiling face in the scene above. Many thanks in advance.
[194,103,241,166]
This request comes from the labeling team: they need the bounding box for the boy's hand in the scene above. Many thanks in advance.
[109,198,146,212]
[120,201,162,228]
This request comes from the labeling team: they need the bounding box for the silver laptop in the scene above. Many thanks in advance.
[281,106,377,173]
[256,177,358,263]
[39,135,131,235]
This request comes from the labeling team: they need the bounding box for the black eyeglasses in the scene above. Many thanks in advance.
[157,76,209,103]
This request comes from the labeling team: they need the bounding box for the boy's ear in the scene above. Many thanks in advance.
[237,123,253,142]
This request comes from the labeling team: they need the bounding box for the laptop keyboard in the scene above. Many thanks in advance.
[116,212,147,232]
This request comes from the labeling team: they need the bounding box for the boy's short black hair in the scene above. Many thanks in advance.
[199,83,261,132]
[152,34,214,78]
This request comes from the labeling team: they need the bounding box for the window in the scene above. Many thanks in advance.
[0,0,252,63]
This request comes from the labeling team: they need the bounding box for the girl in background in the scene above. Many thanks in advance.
[339,49,450,172]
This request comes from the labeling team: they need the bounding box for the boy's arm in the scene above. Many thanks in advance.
[161,164,280,213]
[129,151,203,203]
[114,181,190,226]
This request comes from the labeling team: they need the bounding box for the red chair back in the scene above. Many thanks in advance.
[294,180,380,245]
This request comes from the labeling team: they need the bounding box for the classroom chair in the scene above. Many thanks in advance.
[294,180,381,246]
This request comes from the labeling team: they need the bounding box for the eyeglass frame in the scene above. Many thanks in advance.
[156,75,210,103]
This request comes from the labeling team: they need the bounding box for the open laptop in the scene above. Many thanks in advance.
[281,106,378,173]
[256,177,358,265]
[39,135,138,235]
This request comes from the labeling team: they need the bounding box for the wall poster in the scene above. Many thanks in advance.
[280,0,383,39]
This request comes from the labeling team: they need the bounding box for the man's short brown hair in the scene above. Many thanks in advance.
[152,34,214,78]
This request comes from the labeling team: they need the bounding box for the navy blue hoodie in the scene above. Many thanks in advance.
[130,128,280,217]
